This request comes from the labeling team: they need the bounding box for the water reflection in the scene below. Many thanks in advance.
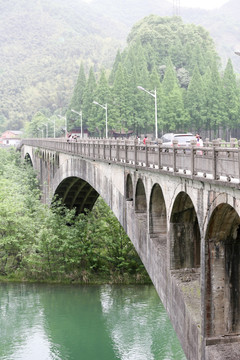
[100,285,186,360]
[0,283,186,360]
[0,283,60,360]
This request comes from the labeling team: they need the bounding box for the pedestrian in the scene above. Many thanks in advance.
[143,135,147,145]
[195,133,200,145]
[67,133,71,143]
[196,135,203,155]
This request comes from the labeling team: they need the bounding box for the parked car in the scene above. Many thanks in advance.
[161,133,196,147]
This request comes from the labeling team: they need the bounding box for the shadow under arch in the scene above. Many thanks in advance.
[126,173,133,201]
[53,176,99,215]
[135,178,147,213]
[149,183,167,239]
[170,191,200,270]
[24,153,33,166]
[134,178,147,254]
[205,203,240,337]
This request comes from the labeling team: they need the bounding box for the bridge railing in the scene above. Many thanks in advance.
[20,138,240,185]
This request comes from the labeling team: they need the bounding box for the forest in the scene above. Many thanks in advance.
[0,148,149,283]
[26,16,240,140]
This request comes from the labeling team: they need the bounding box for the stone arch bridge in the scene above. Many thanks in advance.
[20,138,240,360]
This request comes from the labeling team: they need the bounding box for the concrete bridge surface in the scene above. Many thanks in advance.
[20,138,240,360]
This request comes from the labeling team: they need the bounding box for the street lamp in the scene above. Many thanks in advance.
[37,127,44,138]
[93,101,108,138]
[58,115,67,137]
[43,123,48,138]
[48,118,55,138]
[71,109,83,138]
[137,86,158,140]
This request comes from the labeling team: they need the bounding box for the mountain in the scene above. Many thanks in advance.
[0,0,129,129]
[0,0,239,131]
[180,0,240,71]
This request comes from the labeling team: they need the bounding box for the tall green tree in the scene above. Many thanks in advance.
[162,58,179,94]
[111,63,133,133]
[185,65,206,132]
[67,62,86,129]
[108,49,122,86]
[161,58,189,132]
[222,59,240,135]
[204,61,226,137]
[83,67,97,135]
[91,69,110,137]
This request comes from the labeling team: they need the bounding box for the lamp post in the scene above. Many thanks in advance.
[93,101,108,138]
[71,109,83,138]
[137,86,158,140]
[37,128,44,138]
[49,118,55,138]
[58,115,67,137]
[43,123,48,138]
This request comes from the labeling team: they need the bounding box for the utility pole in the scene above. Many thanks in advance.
[173,0,180,16]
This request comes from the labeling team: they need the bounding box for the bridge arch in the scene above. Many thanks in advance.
[24,152,33,166]
[53,176,99,215]
[149,183,167,239]
[205,203,240,337]
[135,178,147,213]
[126,173,133,201]
[170,191,200,270]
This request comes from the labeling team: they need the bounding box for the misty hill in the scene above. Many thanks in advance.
[180,0,240,71]
[0,0,239,131]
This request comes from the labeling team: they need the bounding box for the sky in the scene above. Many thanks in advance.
[172,0,229,10]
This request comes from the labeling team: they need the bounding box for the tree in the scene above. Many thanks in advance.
[222,59,240,135]
[161,58,189,132]
[91,69,110,137]
[203,61,226,137]
[185,65,206,132]
[66,62,86,129]
[82,67,97,135]
[108,49,122,85]
[110,63,133,133]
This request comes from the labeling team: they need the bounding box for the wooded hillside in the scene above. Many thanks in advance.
[62,15,239,139]
[0,0,239,132]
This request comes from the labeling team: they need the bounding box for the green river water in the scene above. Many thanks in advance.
[0,283,186,360]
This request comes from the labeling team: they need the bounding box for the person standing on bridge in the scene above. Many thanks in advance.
[67,133,71,143]
[196,134,203,154]
[143,135,147,145]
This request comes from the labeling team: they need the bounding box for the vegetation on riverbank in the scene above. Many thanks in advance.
[0,148,150,284]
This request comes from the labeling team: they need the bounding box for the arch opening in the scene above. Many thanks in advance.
[135,178,147,214]
[53,176,99,215]
[170,191,200,270]
[134,178,147,254]
[126,174,133,201]
[149,184,167,240]
[24,153,33,167]
[205,203,240,337]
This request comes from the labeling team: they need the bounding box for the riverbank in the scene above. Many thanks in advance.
[0,272,151,285]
